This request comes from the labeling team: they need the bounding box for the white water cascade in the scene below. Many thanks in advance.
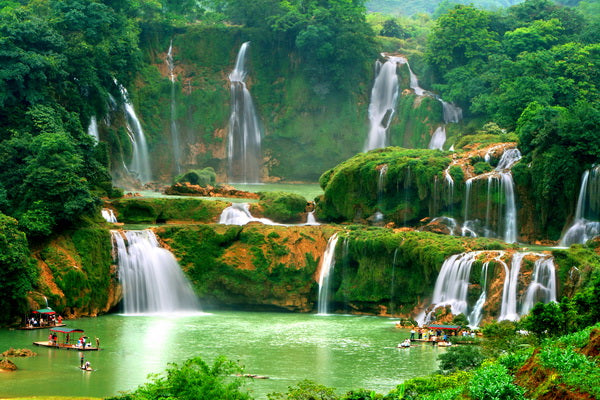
[228,42,262,183]
[419,251,556,327]
[364,56,404,151]
[87,116,99,142]
[560,165,600,246]
[520,256,557,316]
[317,233,339,315]
[102,209,118,223]
[117,83,152,184]
[111,230,200,314]
[461,148,521,243]
[305,211,320,226]
[166,40,181,174]
[219,203,279,226]
[428,126,446,150]
[406,62,425,96]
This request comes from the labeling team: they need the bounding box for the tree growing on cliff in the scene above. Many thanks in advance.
[0,213,36,324]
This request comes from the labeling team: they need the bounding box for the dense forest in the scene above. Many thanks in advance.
[1,0,600,398]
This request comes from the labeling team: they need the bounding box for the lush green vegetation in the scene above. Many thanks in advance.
[317,148,452,225]
[110,198,228,224]
[257,191,307,223]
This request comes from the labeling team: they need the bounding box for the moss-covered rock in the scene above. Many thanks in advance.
[33,227,115,317]
[316,147,451,225]
[110,197,229,224]
[256,191,307,223]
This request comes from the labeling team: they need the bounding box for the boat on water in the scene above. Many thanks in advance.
[18,308,65,330]
[33,327,99,351]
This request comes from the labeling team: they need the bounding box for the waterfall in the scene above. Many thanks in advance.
[496,149,520,243]
[521,256,557,315]
[440,100,463,124]
[406,62,425,96]
[560,165,600,246]
[228,42,262,183]
[111,230,200,314]
[364,57,404,151]
[166,40,181,174]
[102,208,118,223]
[87,116,99,142]
[317,233,340,315]
[218,203,279,226]
[428,126,446,150]
[305,211,320,226]
[419,251,556,327]
[461,148,521,243]
[117,82,152,184]
[417,252,482,326]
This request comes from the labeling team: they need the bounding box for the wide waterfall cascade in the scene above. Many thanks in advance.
[87,116,99,142]
[219,203,320,226]
[364,56,404,151]
[419,251,557,327]
[441,100,463,124]
[428,126,446,150]
[219,203,279,226]
[317,233,340,315]
[228,42,262,183]
[111,230,200,314]
[166,40,181,174]
[102,209,118,223]
[560,165,600,246]
[117,83,152,184]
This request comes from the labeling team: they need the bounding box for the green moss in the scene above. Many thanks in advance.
[175,167,217,186]
[110,198,228,224]
[473,161,493,175]
[316,147,450,224]
[258,191,306,223]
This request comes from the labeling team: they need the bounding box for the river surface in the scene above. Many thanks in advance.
[0,312,444,399]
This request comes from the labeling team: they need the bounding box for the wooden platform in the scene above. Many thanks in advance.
[33,341,99,351]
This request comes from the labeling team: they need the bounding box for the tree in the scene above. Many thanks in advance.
[0,213,36,324]
[521,302,566,337]
[380,19,405,39]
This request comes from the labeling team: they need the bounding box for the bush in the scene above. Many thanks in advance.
[468,363,525,400]
[267,380,338,400]
[438,345,485,373]
[106,356,250,400]
[395,371,470,400]
[473,161,493,175]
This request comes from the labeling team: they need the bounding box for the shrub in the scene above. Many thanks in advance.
[106,356,250,400]
[473,161,493,175]
[468,363,525,400]
[438,345,485,373]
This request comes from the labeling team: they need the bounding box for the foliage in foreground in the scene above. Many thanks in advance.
[106,357,250,400]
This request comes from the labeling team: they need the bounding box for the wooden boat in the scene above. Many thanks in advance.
[19,308,65,330]
[33,327,99,351]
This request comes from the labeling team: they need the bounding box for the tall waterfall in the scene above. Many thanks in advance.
[117,82,152,184]
[419,251,556,327]
[87,116,99,142]
[166,40,181,174]
[461,148,520,243]
[317,233,339,315]
[364,56,404,151]
[111,230,200,314]
[560,165,600,246]
[228,42,262,183]
[406,62,425,96]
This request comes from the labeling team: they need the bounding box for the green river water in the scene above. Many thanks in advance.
[0,312,445,399]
